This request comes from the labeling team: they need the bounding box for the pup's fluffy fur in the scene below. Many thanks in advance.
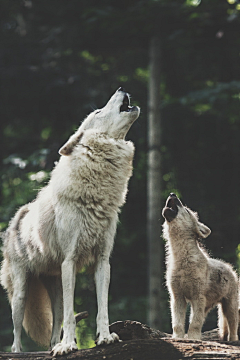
[162,193,239,341]
[0,88,140,355]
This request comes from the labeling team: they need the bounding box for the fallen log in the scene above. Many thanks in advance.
[1,320,240,360]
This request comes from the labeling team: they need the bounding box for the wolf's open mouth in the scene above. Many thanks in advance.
[120,94,132,112]
[166,198,178,212]
[162,196,179,222]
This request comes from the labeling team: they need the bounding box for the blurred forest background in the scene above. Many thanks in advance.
[1,0,240,352]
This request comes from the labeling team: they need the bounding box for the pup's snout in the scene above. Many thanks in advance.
[170,193,177,198]
[118,87,126,92]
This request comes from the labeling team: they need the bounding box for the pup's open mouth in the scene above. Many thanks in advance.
[166,198,178,214]
[162,195,181,222]
[120,94,133,112]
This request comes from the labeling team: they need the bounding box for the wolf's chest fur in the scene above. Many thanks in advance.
[52,135,134,225]
[166,240,208,298]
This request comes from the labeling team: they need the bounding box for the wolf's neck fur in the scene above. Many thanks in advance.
[50,131,135,217]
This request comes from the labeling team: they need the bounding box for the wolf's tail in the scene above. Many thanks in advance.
[0,260,53,348]
[23,276,53,347]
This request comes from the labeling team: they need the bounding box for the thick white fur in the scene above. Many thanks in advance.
[0,89,140,355]
[162,195,239,341]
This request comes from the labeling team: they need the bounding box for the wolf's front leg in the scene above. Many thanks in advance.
[170,294,187,339]
[95,257,119,345]
[51,260,78,356]
[188,296,206,340]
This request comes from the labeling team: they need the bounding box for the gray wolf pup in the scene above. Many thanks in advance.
[0,88,140,356]
[162,193,238,341]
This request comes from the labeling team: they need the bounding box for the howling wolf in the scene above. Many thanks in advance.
[0,88,140,356]
[162,193,238,341]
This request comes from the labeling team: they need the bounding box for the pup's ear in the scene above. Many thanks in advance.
[198,222,211,238]
[59,132,83,156]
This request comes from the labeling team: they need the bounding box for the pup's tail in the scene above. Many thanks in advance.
[0,260,52,348]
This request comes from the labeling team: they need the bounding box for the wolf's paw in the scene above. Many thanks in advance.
[51,341,78,356]
[187,332,201,340]
[172,331,185,340]
[11,343,22,352]
[172,335,185,340]
[96,332,120,346]
[229,334,239,341]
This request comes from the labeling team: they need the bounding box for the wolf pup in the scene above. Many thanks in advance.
[0,88,140,356]
[162,193,238,341]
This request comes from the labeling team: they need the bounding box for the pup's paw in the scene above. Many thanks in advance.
[187,332,201,340]
[172,332,185,340]
[51,341,78,356]
[96,332,120,346]
[228,334,239,341]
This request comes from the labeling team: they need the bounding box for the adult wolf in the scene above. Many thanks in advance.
[0,88,140,356]
[162,193,238,341]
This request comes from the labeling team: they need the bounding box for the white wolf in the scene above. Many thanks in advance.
[162,193,239,341]
[0,88,140,356]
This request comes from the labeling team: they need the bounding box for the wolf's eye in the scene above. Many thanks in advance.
[95,110,101,114]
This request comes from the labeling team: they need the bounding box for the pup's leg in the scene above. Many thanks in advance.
[42,275,63,348]
[95,256,119,345]
[11,268,28,352]
[188,296,206,340]
[218,303,229,340]
[170,294,187,339]
[221,297,238,341]
[51,260,78,356]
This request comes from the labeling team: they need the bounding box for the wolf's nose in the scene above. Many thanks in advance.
[170,193,176,197]
[118,87,126,92]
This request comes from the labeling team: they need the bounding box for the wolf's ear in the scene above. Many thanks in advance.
[59,132,83,156]
[198,222,211,238]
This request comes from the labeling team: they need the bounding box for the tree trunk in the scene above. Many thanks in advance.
[147,36,163,330]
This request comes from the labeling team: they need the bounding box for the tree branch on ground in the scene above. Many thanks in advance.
[1,320,240,360]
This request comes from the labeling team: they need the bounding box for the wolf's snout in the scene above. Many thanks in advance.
[170,193,177,198]
[118,87,126,92]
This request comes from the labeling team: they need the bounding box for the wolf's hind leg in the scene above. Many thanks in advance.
[221,297,238,341]
[218,303,229,340]
[41,275,63,348]
[170,294,187,339]
[11,269,28,352]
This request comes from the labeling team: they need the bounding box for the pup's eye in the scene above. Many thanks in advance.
[95,110,101,114]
